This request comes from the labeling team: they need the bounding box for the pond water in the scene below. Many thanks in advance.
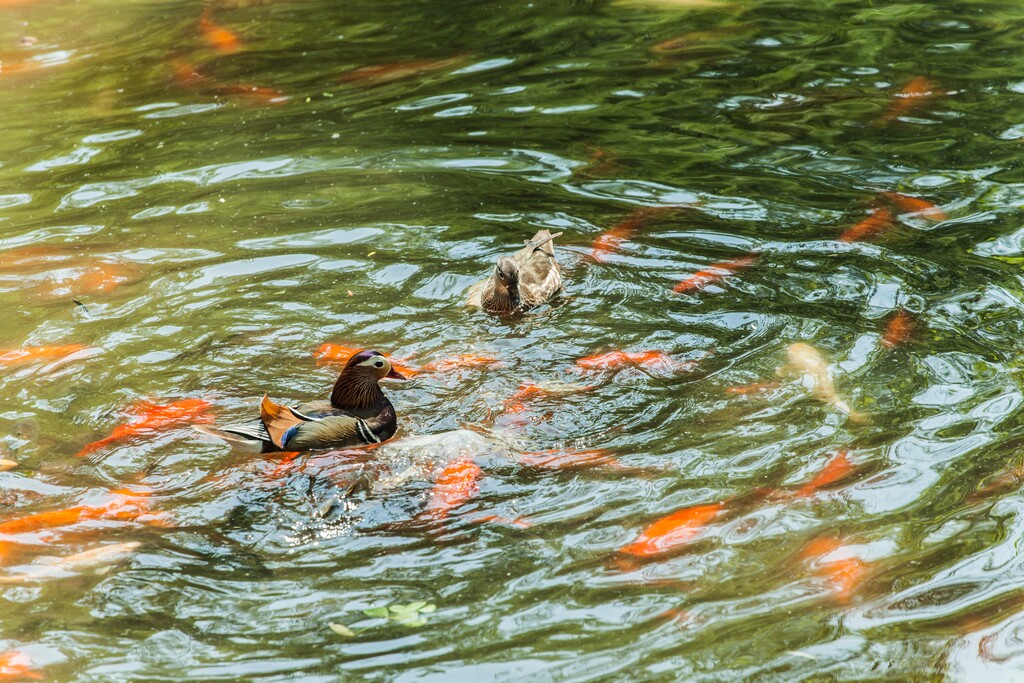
[3,0,1024,679]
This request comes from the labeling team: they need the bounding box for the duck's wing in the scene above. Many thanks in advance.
[260,395,377,450]
[514,230,563,305]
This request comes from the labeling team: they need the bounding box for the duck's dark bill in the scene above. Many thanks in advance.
[386,367,406,380]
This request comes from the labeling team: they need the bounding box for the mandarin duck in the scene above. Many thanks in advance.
[467,229,563,315]
[195,350,404,451]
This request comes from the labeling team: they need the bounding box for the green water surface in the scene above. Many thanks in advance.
[3,0,1024,680]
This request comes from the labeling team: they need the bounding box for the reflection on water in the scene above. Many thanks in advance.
[3,0,1024,679]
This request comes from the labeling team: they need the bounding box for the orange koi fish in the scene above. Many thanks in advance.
[418,354,500,373]
[838,204,894,243]
[508,383,548,402]
[170,58,288,105]
[800,536,868,603]
[170,58,204,88]
[793,450,855,498]
[673,254,756,293]
[0,344,87,367]
[725,380,780,396]
[337,57,462,86]
[421,458,480,520]
[966,464,1024,503]
[199,9,241,55]
[76,398,212,457]
[880,76,937,123]
[619,502,726,557]
[213,82,290,105]
[0,59,41,77]
[572,147,621,180]
[0,460,15,472]
[0,650,40,680]
[881,309,915,348]
[575,350,688,373]
[503,380,597,406]
[519,448,624,471]
[880,191,946,222]
[313,343,418,377]
[590,206,680,262]
[0,489,160,535]
[0,541,141,585]
[470,514,532,529]
[40,262,137,298]
[73,262,135,294]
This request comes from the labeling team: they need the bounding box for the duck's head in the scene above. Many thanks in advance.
[332,349,404,410]
[344,349,406,381]
[493,256,520,291]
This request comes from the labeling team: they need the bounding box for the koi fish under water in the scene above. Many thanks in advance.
[571,146,622,180]
[800,536,869,604]
[590,206,681,262]
[792,449,856,498]
[76,398,213,457]
[778,343,866,422]
[199,8,241,55]
[504,380,597,405]
[673,254,756,293]
[0,650,40,680]
[36,261,138,298]
[726,380,781,396]
[879,76,937,123]
[0,489,165,536]
[518,448,626,471]
[880,191,946,222]
[619,502,726,557]
[0,58,43,77]
[337,57,463,86]
[0,541,141,584]
[419,457,481,521]
[170,58,289,105]
[838,204,894,243]
[575,350,691,373]
[882,309,916,348]
[966,463,1024,504]
[0,344,88,367]
[418,353,500,374]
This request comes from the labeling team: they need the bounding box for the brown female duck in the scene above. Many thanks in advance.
[467,229,563,315]
[195,349,404,452]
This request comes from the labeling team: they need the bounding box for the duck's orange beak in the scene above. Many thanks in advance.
[386,367,406,380]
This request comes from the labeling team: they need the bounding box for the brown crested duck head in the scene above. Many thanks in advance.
[494,256,520,293]
[330,349,404,410]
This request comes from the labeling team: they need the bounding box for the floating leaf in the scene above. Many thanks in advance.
[363,606,389,618]
[393,614,427,627]
[328,622,355,637]
[419,604,437,613]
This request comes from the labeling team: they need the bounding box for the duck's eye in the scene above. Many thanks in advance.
[374,360,384,368]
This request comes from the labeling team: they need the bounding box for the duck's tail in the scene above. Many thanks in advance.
[193,423,269,448]
[525,230,563,256]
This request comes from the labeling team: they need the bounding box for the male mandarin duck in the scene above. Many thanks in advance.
[467,229,563,315]
[195,350,404,451]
